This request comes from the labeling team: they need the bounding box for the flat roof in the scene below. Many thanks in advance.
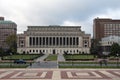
[28,25,81,28]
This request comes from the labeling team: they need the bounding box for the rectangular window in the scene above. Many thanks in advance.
[29,37,32,46]
[43,37,45,45]
[39,37,41,45]
[73,37,75,45]
[76,37,79,45]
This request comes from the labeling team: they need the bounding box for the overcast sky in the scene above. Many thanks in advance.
[0,0,120,36]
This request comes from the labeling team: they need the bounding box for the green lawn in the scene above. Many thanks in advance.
[2,54,44,60]
[0,62,30,68]
[59,62,120,64]
[45,54,57,61]
[59,65,120,68]
[59,61,120,68]
[64,54,94,60]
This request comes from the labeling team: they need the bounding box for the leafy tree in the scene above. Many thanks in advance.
[110,43,120,56]
[0,47,4,57]
[6,34,17,54]
[90,39,101,58]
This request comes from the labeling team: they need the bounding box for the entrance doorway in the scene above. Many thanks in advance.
[53,49,56,54]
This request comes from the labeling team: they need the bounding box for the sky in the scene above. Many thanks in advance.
[0,0,120,36]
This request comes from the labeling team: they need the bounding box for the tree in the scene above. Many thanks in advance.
[6,34,17,54]
[90,39,101,58]
[110,43,120,56]
[0,47,4,57]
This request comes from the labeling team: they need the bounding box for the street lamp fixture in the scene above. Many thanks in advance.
[71,52,73,67]
[116,53,119,67]
[10,53,12,67]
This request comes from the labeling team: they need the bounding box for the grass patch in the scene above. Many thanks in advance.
[59,62,120,64]
[45,54,57,61]
[0,63,30,68]
[59,65,120,68]
[59,61,120,68]
[2,54,44,60]
[64,54,94,60]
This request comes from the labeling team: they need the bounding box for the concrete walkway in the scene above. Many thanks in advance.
[57,54,65,61]
[28,54,66,68]
[0,68,120,80]
[28,54,49,68]
[35,54,49,62]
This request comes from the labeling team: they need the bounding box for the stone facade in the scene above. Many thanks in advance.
[0,17,17,50]
[17,26,91,54]
[99,36,120,55]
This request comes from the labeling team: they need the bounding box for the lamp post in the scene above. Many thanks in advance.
[116,53,119,67]
[10,53,12,67]
[71,52,73,67]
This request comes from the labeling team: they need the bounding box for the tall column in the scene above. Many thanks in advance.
[49,37,51,46]
[62,37,64,46]
[36,37,38,47]
[69,37,70,46]
[26,36,30,47]
[48,37,50,47]
[35,37,36,47]
[59,37,60,47]
[28,37,31,47]
[75,37,76,46]
[41,37,43,47]
[72,37,73,46]
[65,37,67,46]
[53,37,55,46]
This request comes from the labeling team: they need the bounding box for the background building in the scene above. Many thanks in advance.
[100,36,120,55]
[0,17,17,50]
[17,26,91,54]
[93,17,120,41]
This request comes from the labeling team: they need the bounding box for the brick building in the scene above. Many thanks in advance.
[0,17,17,50]
[93,17,120,41]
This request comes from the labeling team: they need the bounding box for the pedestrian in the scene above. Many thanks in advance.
[30,63,32,66]
[39,61,40,65]
[99,60,102,67]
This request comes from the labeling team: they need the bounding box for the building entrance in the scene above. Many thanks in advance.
[53,49,56,54]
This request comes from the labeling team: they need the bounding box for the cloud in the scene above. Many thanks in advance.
[92,8,120,19]
[62,19,92,34]
[0,0,120,34]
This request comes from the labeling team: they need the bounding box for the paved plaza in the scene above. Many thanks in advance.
[0,69,120,80]
[28,54,65,68]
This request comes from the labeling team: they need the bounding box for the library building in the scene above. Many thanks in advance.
[17,25,91,54]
